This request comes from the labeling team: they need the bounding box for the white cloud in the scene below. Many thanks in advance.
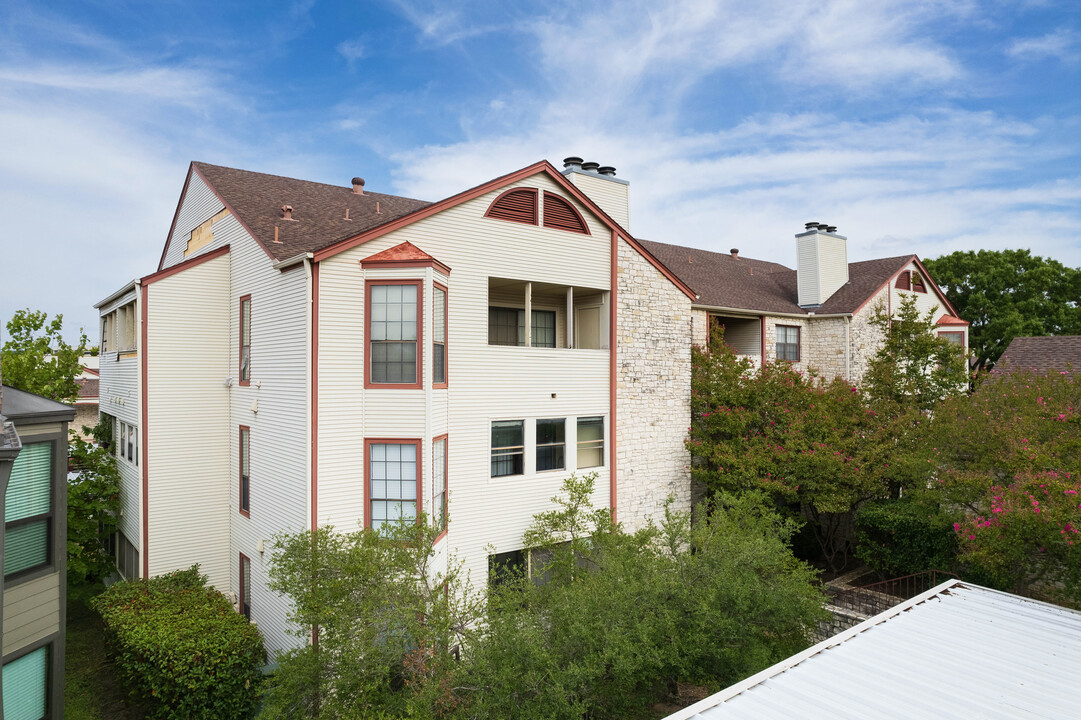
[1008,28,1080,63]
[337,38,368,68]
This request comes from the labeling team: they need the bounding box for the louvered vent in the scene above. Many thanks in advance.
[895,271,911,290]
[911,272,927,292]
[542,192,590,235]
[486,188,537,225]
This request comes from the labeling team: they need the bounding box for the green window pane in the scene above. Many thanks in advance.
[4,520,49,576]
[6,443,51,522]
[3,645,48,720]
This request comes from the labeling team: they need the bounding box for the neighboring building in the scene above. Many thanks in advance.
[995,335,1081,375]
[0,384,73,720]
[643,224,968,384]
[72,357,100,438]
[95,157,695,654]
[663,580,1081,719]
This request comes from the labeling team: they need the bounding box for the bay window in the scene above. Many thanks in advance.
[366,441,420,532]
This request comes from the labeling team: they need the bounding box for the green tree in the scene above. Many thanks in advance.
[1,309,88,403]
[459,478,825,720]
[68,419,121,584]
[922,249,1081,372]
[862,294,969,411]
[687,328,912,570]
[262,515,481,719]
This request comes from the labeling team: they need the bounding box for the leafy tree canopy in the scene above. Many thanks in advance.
[922,249,1081,372]
[2,309,87,403]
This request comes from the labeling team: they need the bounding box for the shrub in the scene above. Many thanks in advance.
[92,565,266,719]
[854,496,958,577]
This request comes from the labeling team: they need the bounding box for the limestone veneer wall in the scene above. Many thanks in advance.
[617,239,693,529]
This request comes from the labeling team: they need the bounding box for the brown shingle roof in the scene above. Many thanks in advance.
[191,162,431,262]
[76,378,99,400]
[639,239,912,315]
[996,336,1081,375]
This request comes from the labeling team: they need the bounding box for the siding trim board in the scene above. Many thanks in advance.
[310,262,319,534]
[140,283,149,579]
[609,230,618,520]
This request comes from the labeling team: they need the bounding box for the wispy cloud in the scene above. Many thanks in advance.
[1008,28,1080,63]
[337,38,368,69]
[386,0,505,46]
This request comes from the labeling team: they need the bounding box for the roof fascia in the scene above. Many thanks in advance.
[141,244,231,286]
[912,255,962,318]
[692,303,853,319]
[158,163,194,272]
[191,164,277,263]
[311,160,696,300]
[94,279,139,309]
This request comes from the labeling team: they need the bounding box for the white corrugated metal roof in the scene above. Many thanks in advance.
[666,581,1081,720]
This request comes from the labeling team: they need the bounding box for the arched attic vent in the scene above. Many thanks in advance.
[542,192,590,235]
[485,188,537,225]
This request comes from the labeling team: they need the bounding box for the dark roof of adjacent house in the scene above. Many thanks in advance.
[639,239,913,315]
[996,335,1081,374]
[0,386,76,423]
[76,378,99,401]
[191,162,432,262]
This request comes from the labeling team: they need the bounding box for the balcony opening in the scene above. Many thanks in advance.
[488,278,608,349]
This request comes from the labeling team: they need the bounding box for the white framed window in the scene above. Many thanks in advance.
[116,420,138,466]
[576,417,604,469]
[536,418,566,472]
[491,421,525,477]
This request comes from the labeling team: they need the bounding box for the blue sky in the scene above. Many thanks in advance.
[1,0,1079,342]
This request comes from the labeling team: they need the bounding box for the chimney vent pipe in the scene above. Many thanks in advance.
[805,221,819,230]
[597,165,616,176]
[281,205,294,220]
[563,156,583,169]
[817,223,829,231]
[730,248,739,258]
[581,161,600,172]
[351,177,365,195]
[826,225,837,233]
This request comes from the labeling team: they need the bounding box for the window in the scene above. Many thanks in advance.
[491,421,524,477]
[536,419,566,472]
[2,644,49,720]
[5,442,52,580]
[117,302,136,352]
[939,332,964,347]
[776,325,800,362]
[432,436,447,536]
[488,308,556,347]
[433,284,447,387]
[367,441,420,532]
[368,282,422,387]
[239,426,250,516]
[115,420,137,466]
[576,417,604,469]
[488,549,526,587]
[239,295,251,384]
[117,532,138,580]
[239,553,251,620]
[100,312,114,353]
[531,310,556,348]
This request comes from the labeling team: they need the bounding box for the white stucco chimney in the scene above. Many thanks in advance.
[561,157,630,231]
[796,222,849,307]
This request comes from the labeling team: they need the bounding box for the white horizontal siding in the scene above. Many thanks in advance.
[161,172,226,270]
[317,174,612,588]
[98,354,139,426]
[145,253,232,590]
[567,172,630,231]
[221,215,310,656]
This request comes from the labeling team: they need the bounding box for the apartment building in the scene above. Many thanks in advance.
[96,158,695,654]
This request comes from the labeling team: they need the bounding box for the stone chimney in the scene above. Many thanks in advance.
[561,156,630,231]
[796,222,849,307]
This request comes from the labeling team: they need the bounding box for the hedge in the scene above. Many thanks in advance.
[92,565,266,719]
[854,496,959,578]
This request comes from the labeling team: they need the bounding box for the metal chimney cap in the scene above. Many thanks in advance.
[351,177,365,186]
[562,156,583,168]
[597,165,616,176]
[805,221,819,230]
[581,161,600,172]
[826,225,837,233]
[817,223,829,231]
[730,248,739,256]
